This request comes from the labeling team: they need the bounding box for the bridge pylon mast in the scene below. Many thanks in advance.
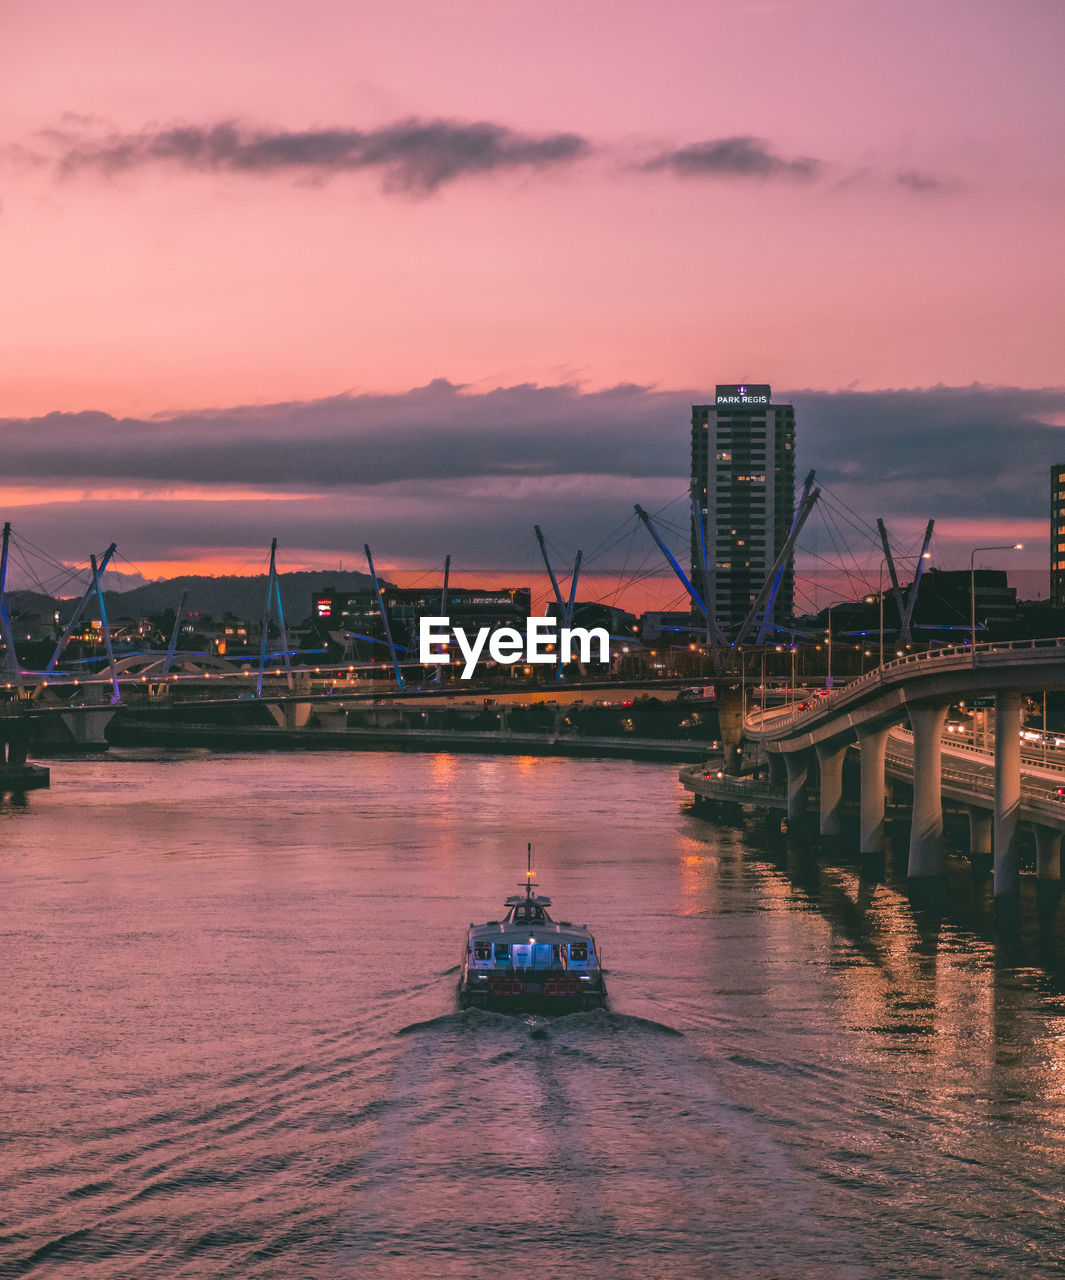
[534,526,583,677]
[690,491,728,649]
[900,520,935,646]
[43,542,117,678]
[0,523,23,688]
[565,550,582,629]
[733,472,819,647]
[440,554,451,619]
[364,544,405,691]
[876,518,907,639]
[634,504,727,647]
[256,538,294,697]
[162,590,189,678]
[90,552,121,705]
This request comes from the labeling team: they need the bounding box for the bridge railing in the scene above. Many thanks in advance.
[678,765,783,803]
[744,635,1065,737]
[885,738,1065,824]
[890,724,1065,778]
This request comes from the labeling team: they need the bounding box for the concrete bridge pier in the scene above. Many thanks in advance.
[1035,825,1062,880]
[717,685,745,768]
[2,718,29,765]
[38,707,117,748]
[815,741,848,836]
[783,750,810,824]
[858,725,890,855]
[967,807,993,878]
[1034,825,1062,917]
[767,751,786,788]
[993,690,1023,901]
[265,700,314,730]
[968,808,992,855]
[908,703,948,880]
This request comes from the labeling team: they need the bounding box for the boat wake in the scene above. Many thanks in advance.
[396,1006,683,1039]
[343,993,864,1279]
[395,1008,516,1036]
[561,1007,684,1037]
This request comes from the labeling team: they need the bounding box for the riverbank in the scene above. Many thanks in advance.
[0,760,49,791]
[105,716,714,761]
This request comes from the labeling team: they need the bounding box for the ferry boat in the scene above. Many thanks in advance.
[459,849,607,1013]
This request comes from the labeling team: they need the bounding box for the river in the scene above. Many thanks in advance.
[3,749,1065,1278]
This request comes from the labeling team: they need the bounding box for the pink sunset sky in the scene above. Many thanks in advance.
[2,0,1063,612]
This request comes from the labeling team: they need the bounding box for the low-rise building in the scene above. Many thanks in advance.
[312,585,532,663]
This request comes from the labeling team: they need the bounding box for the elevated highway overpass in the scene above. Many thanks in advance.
[690,637,1065,908]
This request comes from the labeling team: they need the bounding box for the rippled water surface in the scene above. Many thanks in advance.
[4,749,1065,1278]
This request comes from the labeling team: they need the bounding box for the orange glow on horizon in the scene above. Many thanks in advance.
[0,484,321,507]
[68,554,684,615]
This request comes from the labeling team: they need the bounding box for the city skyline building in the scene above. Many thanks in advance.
[690,384,796,638]
[311,585,532,663]
[1052,464,1065,608]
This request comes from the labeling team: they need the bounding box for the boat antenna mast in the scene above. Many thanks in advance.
[524,842,537,899]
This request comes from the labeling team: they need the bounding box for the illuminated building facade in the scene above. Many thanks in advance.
[1053,464,1065,607]
[312,585,532,661]
[690,385,796,637]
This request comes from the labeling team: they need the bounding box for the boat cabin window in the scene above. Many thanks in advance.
[494,943,510,960]
[570,943,588,962]
[508,902,548,925]
[474,942,492,961]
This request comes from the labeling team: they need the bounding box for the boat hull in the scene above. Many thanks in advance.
[459,974,607,1013]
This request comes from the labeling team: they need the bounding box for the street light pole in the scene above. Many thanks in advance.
[969,543,1023,664]
[760,648,766,717]
[824,599,851,687]
[878,559,886,668]
[869,549,931,671]
[865,561,889,668]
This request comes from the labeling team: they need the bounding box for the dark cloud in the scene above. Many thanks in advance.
[5,382,1062,510]
[3,382,1062,585]
[0,487,665,579]
[791,384,1065,518]
[32,118,958,198]
[642,135,822,182]
[52,118,590,194]
[0,381,685,487]
[895,168,958,194]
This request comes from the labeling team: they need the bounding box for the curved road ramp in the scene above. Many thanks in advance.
[681,638,1065,925]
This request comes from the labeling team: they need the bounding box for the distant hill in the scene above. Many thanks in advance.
[5,589,59,621]
[7,570,379,626]
[101,571,379,624]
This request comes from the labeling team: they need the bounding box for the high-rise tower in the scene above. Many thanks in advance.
[691,384,796,638]
[1052,464,1065,608]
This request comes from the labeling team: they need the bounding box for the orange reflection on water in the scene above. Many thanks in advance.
[677,845,720,912]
